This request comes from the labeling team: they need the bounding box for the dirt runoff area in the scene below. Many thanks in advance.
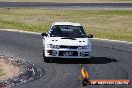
[0,56,22,80]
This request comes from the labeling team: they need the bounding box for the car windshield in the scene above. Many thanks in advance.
[49,25,87,38]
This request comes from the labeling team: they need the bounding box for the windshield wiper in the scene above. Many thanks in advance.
[61,37,76,40]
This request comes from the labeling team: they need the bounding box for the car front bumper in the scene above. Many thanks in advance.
[45,49,91,58]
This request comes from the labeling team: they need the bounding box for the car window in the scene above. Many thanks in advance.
[49,25,86,38]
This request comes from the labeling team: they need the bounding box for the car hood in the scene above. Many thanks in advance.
[45,37,90,46]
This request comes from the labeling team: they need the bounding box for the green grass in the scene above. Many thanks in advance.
[0,8,132,41]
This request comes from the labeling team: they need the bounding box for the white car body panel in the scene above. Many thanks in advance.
[53,22,81,26]
[42,22,92,58]
[45,37,90,46]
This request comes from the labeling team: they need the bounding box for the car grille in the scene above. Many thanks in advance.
[59,45,78,49]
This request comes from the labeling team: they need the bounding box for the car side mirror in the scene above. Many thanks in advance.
[87,34,93,38]
[41,33,47,36]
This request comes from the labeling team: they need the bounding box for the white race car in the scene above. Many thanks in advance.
[41,22,93,62]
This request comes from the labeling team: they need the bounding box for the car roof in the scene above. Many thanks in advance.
[53,22,81,26]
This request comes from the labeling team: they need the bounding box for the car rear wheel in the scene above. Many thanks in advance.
[43,50,51,63]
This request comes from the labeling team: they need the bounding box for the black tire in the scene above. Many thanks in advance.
[44,57,51,63]
[43,50,51,63]
[43,50,45,58]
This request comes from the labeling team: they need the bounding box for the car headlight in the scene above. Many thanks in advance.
[47,44,59,49]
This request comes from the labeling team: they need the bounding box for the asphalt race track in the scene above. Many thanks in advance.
[0,2,132,9]
[0,30,132,88]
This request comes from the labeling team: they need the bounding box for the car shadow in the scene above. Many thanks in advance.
[51,57,118,64]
